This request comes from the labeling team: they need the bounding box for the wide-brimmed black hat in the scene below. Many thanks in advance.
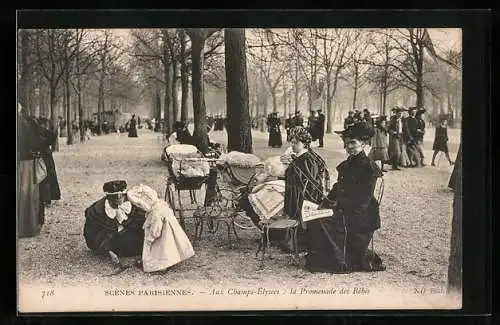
[334,122,375,141]
[103,180,127,194]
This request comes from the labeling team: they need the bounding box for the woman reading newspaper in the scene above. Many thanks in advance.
[305,122,386,273]
[279,126,327,251]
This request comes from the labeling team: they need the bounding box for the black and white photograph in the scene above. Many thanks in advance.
[17,24,464,312]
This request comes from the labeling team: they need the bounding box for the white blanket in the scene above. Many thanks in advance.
[248,180,286,221]
[218,151,262,168]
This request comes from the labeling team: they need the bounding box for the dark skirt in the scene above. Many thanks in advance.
[128,128,138,137]
[369,147,390,162]
[433,139,448,152]
[304,213,384,273]
[268,129,282,148]
[18,160,44,238]
[84,218,144,258]
[388,135,402,161]
[39,153,61,204]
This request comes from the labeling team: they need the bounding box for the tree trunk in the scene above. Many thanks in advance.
[224,28,252,153]
[179,29,189,124]
[164,61,172,136]
[416,47,424,108]
[271,91,278,114]
[325,78,332,134]
[263,96,269,117]
[283,80,287,118]
[294,55,299,113]
[352,64,359,110]
[19,30,32,116]
[40,80,48,118]
[307,86,313,112]
[172,60,179,122]
[50,87,59,151]
[97,74,105,135]
[78,89,84,142]
[189,31,209,153]
[447,143,462,295]
[65,68,73,145]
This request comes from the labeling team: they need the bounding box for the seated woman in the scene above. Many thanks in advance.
[83,180,146,266]
[238,126,326,247]
[305,123,385,273]
[281,126,327,249]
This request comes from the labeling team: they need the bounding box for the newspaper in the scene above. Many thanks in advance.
[301,200,334,222]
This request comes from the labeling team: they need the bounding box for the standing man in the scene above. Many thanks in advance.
[406,107,422,167]
[317,109,326,148]
[307,110,318,142]
[344,111,355,129]
[293,110,304,129]
[415,108,427,166]
[388,107,404,171]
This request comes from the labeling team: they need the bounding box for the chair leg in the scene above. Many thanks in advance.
[226,221,232,247]
[231,217,240,241]
[177,189,185,230]
[259,229,266,269]
[291,227,300,266]
[266,226,272,260]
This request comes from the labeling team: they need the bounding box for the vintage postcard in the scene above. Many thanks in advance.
[17,26,462,312]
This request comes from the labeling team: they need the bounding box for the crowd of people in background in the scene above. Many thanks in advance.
[344,107,454,172]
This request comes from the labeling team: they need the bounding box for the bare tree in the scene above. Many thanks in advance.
[17,29,34,116]
[70,29,100,142]
[248,30,290,114]
[372,28,440,109]
[95,30,124,135]
[224,28,252,153]
[178,29,189,123]
[362,30,402,115]
[34,29,79,150]
[316,29,353,133]
[344,31,371,110]
[184,28,220,153]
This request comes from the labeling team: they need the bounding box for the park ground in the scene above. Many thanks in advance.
[17,124,460,311]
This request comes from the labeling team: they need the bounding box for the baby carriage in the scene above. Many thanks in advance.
[196,151,265,245]
[163,144,216,232]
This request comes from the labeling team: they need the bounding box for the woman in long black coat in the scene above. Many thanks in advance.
[267,113,283,148]
[18,109,45,237]
[36,118,61,206]
[128,115,138,138]
[305,122,386,273]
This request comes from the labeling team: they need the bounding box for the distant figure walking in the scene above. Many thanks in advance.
[128,115,138,138]
[431,117,454,166]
